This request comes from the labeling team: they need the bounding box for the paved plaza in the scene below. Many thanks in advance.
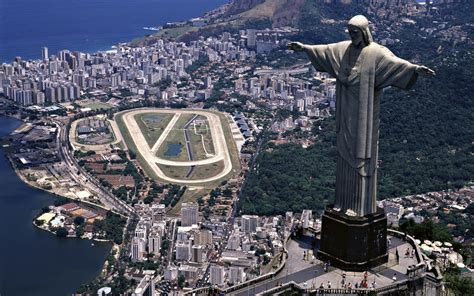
[231,235,419,295]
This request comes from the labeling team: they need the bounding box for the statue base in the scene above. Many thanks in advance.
[317,207,388,271]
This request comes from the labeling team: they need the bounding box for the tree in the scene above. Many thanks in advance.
[177,274,186,288]
[54,197,69,207]
[76,226,84,237]
[444,267,474,295]
[143,195,154,204]
[74,216,85,226]
[56,227,68,237]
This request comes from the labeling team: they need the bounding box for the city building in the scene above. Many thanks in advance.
[42,47,49,61]
[148,232,161,255]
[191,245,203,263]
[131,237,146,262]
[229,266,245,285]
[210,265,225,286]
[176,242,191,261]
[241,215,258,234]
[181,202,199,226]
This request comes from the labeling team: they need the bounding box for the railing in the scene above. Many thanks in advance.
[388,228,427,280]
[184,233,291,295]
[387,229,423,264]
[256,279,414,295]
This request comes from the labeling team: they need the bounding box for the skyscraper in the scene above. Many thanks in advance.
[210,265,225,286]
[176,242,191,261]
[131,237,146,262]
[191,245,203,263]
[181,202,199,226]
[229,267,244,285]
[241,215,258,234]
[42,47,48,61]
[148,232,161,255]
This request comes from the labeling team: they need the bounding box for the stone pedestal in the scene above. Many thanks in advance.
[317,207,388,271]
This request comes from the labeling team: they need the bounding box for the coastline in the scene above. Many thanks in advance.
[3,150,119,241]
[1,114,121,287]
[0,115,116,295]
[1,0,229,62]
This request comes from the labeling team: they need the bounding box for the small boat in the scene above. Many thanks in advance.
[91,242,95,246]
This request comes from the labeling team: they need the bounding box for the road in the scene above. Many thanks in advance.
[117,108,234,184]
[55,119,134,215]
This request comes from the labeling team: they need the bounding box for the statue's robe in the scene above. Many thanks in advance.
[305,41,418,216]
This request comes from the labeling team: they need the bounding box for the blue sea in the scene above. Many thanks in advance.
[0,0,228,63]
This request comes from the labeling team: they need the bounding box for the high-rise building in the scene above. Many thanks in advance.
[246,29,257,48]
[135,226,147,239]
[302,209,312,229]
[191,245,203,263]
[209,265,225,286]
[241,215,258,234]
[229,267,244,285]
[175,242,191,261]
[181,202,199,226]
[196,229,213,245]
[204,76,212,89]
[42,47,48,61]
[227,234,240,250]
[131,237,146,262]
[164,266,178,281]
[148,232,161,255]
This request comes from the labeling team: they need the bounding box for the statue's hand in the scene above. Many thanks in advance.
[288,42,306,52]
[416,65,436,77]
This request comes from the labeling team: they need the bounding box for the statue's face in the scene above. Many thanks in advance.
[348,26,364,47]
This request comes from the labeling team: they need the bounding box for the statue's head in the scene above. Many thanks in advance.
[347,15,373,47]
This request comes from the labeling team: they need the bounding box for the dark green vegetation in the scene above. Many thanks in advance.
[240,126,335,215]
[240,51,474,216]
[400,219,474,294]
[77,268,135,295]
[444,267,474,296]
[377,51,474,197]
[93,211,127,244]
[400,219,453,244]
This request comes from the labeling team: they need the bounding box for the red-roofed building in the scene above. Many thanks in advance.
[59,203,80,212]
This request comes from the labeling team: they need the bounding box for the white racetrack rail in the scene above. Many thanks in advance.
[117,108,233,184]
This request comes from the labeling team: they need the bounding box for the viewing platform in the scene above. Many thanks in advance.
[185,230,445,296]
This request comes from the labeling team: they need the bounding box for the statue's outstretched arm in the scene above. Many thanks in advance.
[415,65,436,77]
[288,42,306,52]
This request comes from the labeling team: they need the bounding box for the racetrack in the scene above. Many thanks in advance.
[117,108,234,184]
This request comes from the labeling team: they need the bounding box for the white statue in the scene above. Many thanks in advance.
[289,15,435,216]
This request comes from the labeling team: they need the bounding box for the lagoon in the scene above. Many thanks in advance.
[0,116,112,295]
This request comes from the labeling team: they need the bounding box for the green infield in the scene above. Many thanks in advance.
[115,112,158,180]
[157,160,225,181]
[187,115,215,158]
[134,112,174,148]
[155,113,194,161]
[155,113,216,162]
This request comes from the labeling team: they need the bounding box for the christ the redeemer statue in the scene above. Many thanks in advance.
[289,15,435,217]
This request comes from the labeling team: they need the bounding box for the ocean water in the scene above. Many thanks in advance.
[0,0,227,62]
